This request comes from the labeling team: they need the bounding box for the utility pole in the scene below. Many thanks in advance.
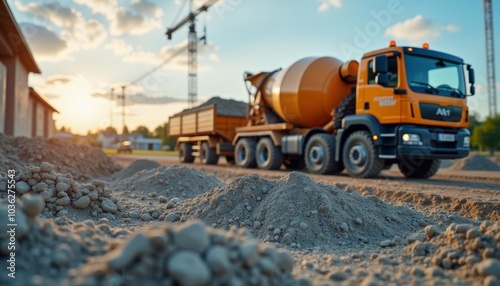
[110,88,114,129]
[484,0,497,117]
[117,86,126,134]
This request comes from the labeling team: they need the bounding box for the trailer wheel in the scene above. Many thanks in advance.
[398,159,440,179]
[283,156,305,170]
[342,131,384,178]
[200,142,219,165]
[256,137,283,170]
[225,156,235,164]
[305,133,339,174]
[234,138,257,168]
[179,143,194,163]
[333,93,356,131]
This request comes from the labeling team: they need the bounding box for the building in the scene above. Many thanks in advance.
[128,133,162,151]
[97,131,119,149]
[0,0,58,138]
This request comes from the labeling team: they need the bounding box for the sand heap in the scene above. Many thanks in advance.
[0,134,120,181]
[0,195,121,286]
[448,154,500,171]
[111,164,222,200]
[406,221,500,284]
[1,162,120,219]
[167,172,434,250]
[69,221,298,286]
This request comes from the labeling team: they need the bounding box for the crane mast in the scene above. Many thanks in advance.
[484,0,497,117]
[166,0,220,107]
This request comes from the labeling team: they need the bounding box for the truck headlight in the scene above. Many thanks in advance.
[463,136,470,148]
[402,133,422,145]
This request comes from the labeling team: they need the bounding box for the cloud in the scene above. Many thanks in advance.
[91,85,182,106]
[74,0,115,18]
[45,75,72,85]
[110,6,162,36]
[132,0,163,17]
[19,23,70,60]
[385,15,459,43]
[318,0,342,12]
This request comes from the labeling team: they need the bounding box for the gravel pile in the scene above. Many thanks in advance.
[0,194,125,286]
[181,96,247,117]
[167,172,434,250]
[406,221,500,284]
[111,164,222,200]
[70,220,299,286]
[448,154,500,171]
[0,134,121,181]
[1,162,120,219]
[112,159,161,180]
[491,156,500,166]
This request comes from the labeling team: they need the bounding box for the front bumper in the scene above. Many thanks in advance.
[396,125,470,159]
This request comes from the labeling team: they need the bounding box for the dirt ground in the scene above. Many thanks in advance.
[2,138,500,286]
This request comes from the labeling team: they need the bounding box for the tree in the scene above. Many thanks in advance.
[103,126,117,134]
[122,125,129,135]
[153,122,176,149]
[471,115,500,155]
[467,112,482,149]
[132,125,152,137]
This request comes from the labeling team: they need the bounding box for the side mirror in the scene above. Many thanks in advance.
[470,85,475,95]
[467,66,475,95]
[375,74,388,86]
[373,56,388,74]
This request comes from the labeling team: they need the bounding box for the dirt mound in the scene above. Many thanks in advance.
[181,96,247,117]
[406,221,500,284]
[448,154,500,171]
[0,162,121,221]
[111,165,222,200]
[70,220,298,286]
[168,172,433,250]
[112,159,161,180]
[0,195,121,286]
[0,134,120,181]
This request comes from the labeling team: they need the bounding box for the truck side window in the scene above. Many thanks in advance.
[368,56,398,87]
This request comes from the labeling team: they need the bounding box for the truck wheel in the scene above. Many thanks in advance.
[200,142,219,165]
[305,133,339,174]
[256,137,283,170]
[225,156,235,164]
[284,156,305,170]
[179,143,194,163]
[342,131,384,178]
[398,159,440,179]
[333,93,356,131]
[235,138,257,168]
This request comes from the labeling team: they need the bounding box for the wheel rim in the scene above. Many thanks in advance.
[308,145,325,168]
[237,145,246,163]
[348,144,367,169]
[258,146,269,165]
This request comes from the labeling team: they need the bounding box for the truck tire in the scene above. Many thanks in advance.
[200,142,219,165]
[179,143,195,163]
[256,137,283,170]
[235,138,257,168]
[284,156,305,170]
[305,133,340,174]
[333,93,356,131]
[398,159,440,179]
[342,131,384,178]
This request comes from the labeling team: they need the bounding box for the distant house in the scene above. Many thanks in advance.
[128,133,162,151]
[0,0,58,138]
[97,131,119,149]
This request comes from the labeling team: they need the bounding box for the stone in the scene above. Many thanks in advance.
[56,182,69,193]
[21,194,45,218]
[101,198,117,213]
[276,250,294,272]
[108,233,151,269]
[141,213,151,222]
[15,181,31,194]
[56,196,71,206]
[174,221,210,253]
[40,162,54,173]
[88,190,99,201]
[424,225,441,240]
[239,242,259,267]
[73,196,91,209]
[165,213,179,222]
[158,196,168,203]
[168,250,211,286]
[206,245,231,275]
[41,189,53,202]
[476,259,500,278]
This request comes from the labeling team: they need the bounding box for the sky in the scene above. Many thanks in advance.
[6,0,500,135]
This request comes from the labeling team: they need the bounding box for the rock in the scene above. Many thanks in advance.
[21,194,45,218]
[340,222,349,232]
[108,233,151,269]
[56,196,71,206]
[141,213,151,222]
[88,190,98,201]
[442,258,453,269]
[168,250,211,286]
[476,259,500,278]
[276,250,294,272]
[206,245,231,275]
[15,181,31,194]
[41,189,53,202]
[101,198,117,213]
[484,275,500,286]
[73,196,91,209]
[424,225,441,240]
[158,196,168,203]
[55,182,69,193]
[40,162,55,173]
[380,239,395,248]
[35,182,48,192]
[165,213,179,222]
[239,242,259,267]
[170,197,182,204]
[174,221,210,253]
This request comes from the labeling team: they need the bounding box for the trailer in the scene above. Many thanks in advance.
[168,98,247,165]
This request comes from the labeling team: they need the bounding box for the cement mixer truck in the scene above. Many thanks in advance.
[170,42,475,179]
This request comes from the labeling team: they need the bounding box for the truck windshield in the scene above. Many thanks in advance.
[405,54,466,98]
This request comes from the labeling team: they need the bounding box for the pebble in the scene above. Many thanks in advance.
[56,196,71,206]
[476,259,500,278]
[424,225,441,239]
[340,222,349,232]
[21,194,45,218]
[239,242,259,266]
[206,245,231,275]
[108,233,152,269]
[168,250,211,286]
[15,181,31,194]
[88,191,99,201]
[174,221,210,253]
[165,213,179,222]
[276,250,295,272]
[40,162,54,172]
[73,196,91,209]
[379,239,395,248]
[158,196,168,203]
[170,197,182,204]
[55,182,69,193]
[141,213,151,222]
[41,189,53,202]
[101,198,118,213]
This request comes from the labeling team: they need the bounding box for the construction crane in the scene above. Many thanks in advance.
[166,0,220,107]
[484,0,497,117]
